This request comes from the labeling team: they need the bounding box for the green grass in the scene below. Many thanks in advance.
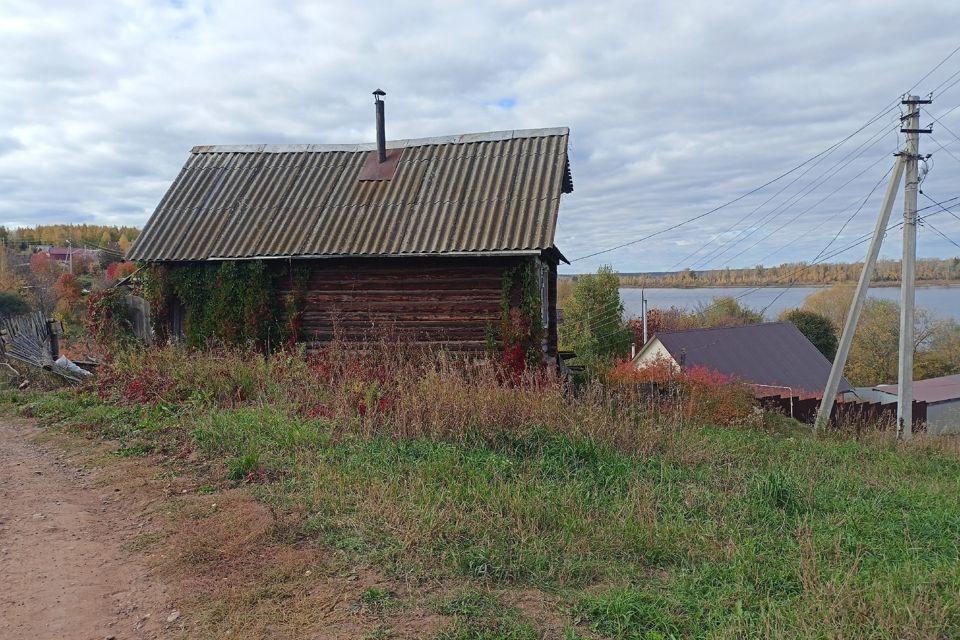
[6,389,960,638]
[360,587,396,612]
[433,589,539,640]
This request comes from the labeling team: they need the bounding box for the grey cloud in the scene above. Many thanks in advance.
[2,0,959,271]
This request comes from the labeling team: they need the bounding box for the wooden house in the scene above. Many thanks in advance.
[129,96,573,363]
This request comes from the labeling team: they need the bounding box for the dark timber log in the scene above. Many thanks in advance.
[287,256,558,359]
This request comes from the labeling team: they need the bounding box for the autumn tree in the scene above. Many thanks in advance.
[558,266,632,374]
[0,247,23,292]
[916,320,960,379]
[106,261,138,283]
[28,251,61,314]
[695,296,763,327]
[844,299,900,385]
[801,285,946,385]
[800,285,854,332]
[54,273,82,305]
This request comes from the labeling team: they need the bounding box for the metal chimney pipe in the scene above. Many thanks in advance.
[373,89,387,163]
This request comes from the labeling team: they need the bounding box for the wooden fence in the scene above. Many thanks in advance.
[758,393,927,430]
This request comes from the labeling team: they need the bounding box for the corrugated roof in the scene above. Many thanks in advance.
[875,373,960,404]
[129,128,572,261]
[645,321,853,395]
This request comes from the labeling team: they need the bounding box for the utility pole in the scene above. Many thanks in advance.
[815,155,905,431]
[641,288,648,345]
[897,95,932,440]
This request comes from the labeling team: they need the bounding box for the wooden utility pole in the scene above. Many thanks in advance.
[897,95,931,439]
[814,155,905,431]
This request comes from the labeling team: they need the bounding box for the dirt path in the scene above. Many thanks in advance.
[0,418,174,640]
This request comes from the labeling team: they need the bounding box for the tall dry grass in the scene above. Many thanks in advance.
[90,336,757,456]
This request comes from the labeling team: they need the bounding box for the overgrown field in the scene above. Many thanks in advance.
[4,345,960,639]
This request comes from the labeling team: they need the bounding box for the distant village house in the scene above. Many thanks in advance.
[631,321,854,399]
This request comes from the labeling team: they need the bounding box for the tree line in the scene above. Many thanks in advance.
[0,224,140,253]
[614,257,960,288]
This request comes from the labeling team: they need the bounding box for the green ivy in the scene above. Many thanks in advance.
[85,288,135,350]
[150,261,289,351]
[487,259,544,366]
[139,263,170,345]
[283,265,311,345]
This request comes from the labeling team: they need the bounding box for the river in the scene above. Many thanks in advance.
[619,285,960,321]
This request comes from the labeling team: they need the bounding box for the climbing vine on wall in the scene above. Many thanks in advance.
[283,265,311,348]
[485,259,544,375]
[140,264,170,345]
[144,261,289,351]
[85,288,135,351]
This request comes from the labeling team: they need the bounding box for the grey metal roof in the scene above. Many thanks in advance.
[129,127,572,261]
[649,321,853,396]
[875,373,960,404]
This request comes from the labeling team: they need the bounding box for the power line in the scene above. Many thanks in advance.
[920,190,960,225]
[924,108,960,145]
[715,148,892,268]
[573,47,960,266]
[667,113,897,271]
[686,117,900,271]
[588,220,907,344]
[930,68,960,97]
[928,134,960,165]
[588,191,960,343]
[922,217,960,250]
[570,104,902,263]
[686,114,900,269]
[913,43,960,94]
[934,73,960,100]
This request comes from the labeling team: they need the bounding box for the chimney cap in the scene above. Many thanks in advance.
[373,88,386,101]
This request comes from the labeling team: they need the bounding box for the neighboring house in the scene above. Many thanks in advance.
[872,374,960,435]
[631,321,853,397]
[46,248,100,265]
[129,100,573,362]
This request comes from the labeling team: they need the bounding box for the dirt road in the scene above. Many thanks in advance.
[0,418,174,640]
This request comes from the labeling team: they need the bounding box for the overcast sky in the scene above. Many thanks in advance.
[3,0,960,273]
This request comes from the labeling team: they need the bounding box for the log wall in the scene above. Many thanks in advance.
[282,255,557,357]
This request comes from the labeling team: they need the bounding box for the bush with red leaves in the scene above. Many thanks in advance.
[607,358,755,426]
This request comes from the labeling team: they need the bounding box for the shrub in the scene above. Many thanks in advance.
[105,260,137,283]
[85,288,135,351]
[607,358,756,426]
[0,292,31,318]
[781,309,838,361]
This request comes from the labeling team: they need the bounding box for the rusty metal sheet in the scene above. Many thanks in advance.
[358,148,403,181]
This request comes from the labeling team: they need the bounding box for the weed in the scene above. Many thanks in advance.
[361,587,395,612]
[434,590,539,640]
[115,442,153,457]
[228,450,262,483]
[433,589,501,618]
[578,587,682,639]
[749,468,807,515]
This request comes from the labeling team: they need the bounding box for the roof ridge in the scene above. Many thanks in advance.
[656,321,789,336]
[191,127,570,154]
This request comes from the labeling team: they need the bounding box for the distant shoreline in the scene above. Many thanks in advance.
[615,281,960,289]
